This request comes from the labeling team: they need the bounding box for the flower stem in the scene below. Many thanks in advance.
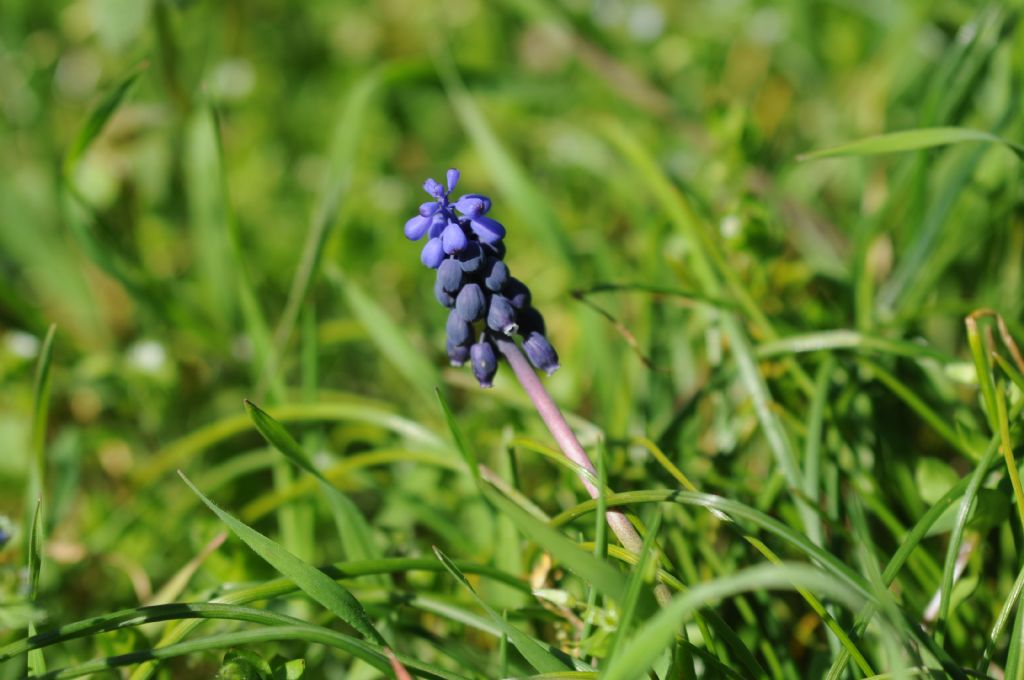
[494,338,645,557]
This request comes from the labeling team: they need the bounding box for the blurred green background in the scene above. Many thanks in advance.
[2,0,1024,677]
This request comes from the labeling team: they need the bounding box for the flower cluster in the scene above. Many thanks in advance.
[404,168,559,386]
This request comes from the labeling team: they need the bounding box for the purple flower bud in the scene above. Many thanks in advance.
[483,259,509,292]
[457,241,484,272]
[420,238,445,268]
[446,309,472,346]
[437,258,463,292]
[423,177,444,199]
[447,339,471,367]
[487,295,518,335]
[468,215,506,244]
[441,223,468,254]
[455,283,486,322]
[470,339,498,387]
[523,332,559,376]
[434,277,455,307]
[419,202,440,218]
[456,195,487,216]
[454,194,489,218]
[517,306,546,336]
[446,168,460,193]
[504,278,531,309]
[404,215,431,241]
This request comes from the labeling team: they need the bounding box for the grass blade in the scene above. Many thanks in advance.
[27,498,45,674]
[797,126,1024,162]
[480,482,631,607]
[433,547,571,673]
[62,65,145,175]
[604,510,662,664]
[177,471,386,645]
[244,400,384,571]
[599,563,867,680]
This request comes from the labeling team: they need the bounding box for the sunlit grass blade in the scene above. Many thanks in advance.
[178,471,386,645]
[62,65,145,175]
[549,490,871,598]
[746,535,874,676]
[33,625,467,680]
[755,329,955,364]
[27,498,45,674]
[797,126,1024,161]
[135,400,448,484]
[433,547,571,674]
[599,563,867,680]
[480,483,631,607]
[721,315,814,531]
[435,388,479,484]
[604,510,661,664]
[244,400,384,569]
[240,448,461,523]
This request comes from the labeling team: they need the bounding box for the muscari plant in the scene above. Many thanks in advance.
[404,168,649,561]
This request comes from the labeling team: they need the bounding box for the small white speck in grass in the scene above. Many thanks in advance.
[127,340,166,374]
[720,214,742,239]
[206,58,256,101]
[628,4,665,42]
[5,331,40,359]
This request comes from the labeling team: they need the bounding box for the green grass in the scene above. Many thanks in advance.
[2,1,1024,678]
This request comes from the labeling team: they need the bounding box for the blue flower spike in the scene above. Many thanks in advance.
[404,168,558,387]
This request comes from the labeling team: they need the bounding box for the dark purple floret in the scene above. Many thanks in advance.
[487,295,518,335]
[403,168,558,385]
[505,277,531,309]
[447,339,471,367]
[437,259,463,293]
[446,309,472,346]
[517,306,546,336]
[434,277,455,307]
[523,331,559,376]
[458,241,484,272]
[483,259,509,292]
[470,338,498,387]
[455,283,486,322]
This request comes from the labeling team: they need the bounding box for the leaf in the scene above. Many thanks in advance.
[178,472,386,645]
[605,511,662,663]
[435,388,478,484]
[797,126,1024,162]
[915,458,960,505]
[599,564,866,680]
[62,65,146,175]
[480,483,631,607]
[244,400,384,574]
[433,547,570,674]
[27,498,45,675]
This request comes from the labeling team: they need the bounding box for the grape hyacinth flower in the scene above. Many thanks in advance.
[403,168,558,385]
[403,170,659,600]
